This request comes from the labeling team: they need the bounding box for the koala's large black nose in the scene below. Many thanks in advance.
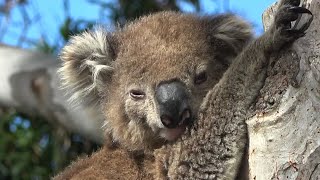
[155,81,191,129]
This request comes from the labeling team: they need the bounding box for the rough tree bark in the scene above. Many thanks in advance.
[247,0,320,179]
[0,0,319,178]
[0,44,104,143]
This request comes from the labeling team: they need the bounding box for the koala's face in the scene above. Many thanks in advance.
[104,13,236,151]
[114,54,226,142]
[60,11,252,151]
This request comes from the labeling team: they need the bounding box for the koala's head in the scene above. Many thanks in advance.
[59,12,252,151]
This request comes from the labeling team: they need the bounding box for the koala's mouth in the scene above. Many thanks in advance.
[159,110,193,141]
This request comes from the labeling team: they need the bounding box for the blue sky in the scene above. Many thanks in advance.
[1,0,277,49]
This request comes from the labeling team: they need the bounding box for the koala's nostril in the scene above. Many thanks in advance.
[160,109,192,129]
[160,115,175,128]
[179,109,191,126]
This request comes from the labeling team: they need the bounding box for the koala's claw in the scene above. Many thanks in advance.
[291,7,313,33]
[281,0,300,6]
[276,5,312,27]
[288,6,312,15]
[284,29,306,38]
[274,3,313,39]
[268,0,313,50]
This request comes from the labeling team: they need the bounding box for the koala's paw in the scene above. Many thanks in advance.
[273,0,313,44]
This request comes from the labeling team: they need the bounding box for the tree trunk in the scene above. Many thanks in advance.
[247,0,320,179]
[0,44,104,143]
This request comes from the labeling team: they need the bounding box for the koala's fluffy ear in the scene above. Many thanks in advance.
[206,14,253,64]
[59,28,117,105]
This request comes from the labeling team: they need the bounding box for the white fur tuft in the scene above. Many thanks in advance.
[59,28,115,106]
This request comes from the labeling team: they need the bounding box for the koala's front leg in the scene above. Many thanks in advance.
[225,0,313,107]
[265,0,313,52]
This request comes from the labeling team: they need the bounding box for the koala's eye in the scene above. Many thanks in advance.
[129,90,145,100]
[194,71,207,85]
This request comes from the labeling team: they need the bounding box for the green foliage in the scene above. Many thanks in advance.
[59,18,95,42]
[0,111,99,180]
[36,17,95,55]
[36,40,58,55]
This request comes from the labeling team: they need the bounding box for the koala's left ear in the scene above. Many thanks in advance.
[59,28,117,105]
[206,14,253,63]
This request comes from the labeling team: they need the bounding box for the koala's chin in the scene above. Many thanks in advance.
[159,125,188,141]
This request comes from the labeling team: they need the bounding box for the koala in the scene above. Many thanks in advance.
[59,11,253,152]
[56,0,312,179]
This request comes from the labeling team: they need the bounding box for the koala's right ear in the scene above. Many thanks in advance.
[206,14,253,65]
[59,28,117,105]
